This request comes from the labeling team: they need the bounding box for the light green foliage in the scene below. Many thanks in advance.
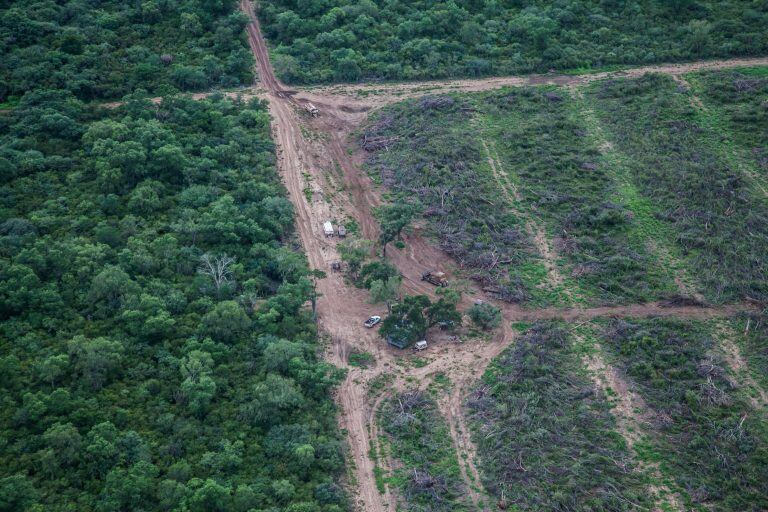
[600,318,768,510]
[467,302,501,331]
[588,74,768,302]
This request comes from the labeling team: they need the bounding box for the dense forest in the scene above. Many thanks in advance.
[0,0,253,104]
[258,0,768,84]
[0,93,347,511]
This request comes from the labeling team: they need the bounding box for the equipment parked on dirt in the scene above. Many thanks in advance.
[304,103,319,117]
[323,221,334,237]
[330,260,342,272]
[337,225,346,238]
[364,316,381,328]
[386,335,409,349]
[421,271,448,287]
[414,340,428,351]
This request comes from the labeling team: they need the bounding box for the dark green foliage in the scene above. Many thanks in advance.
[0,0,253,102]
[466,322,650,510]
[0,95,346,511]
[590,74,768,302]
[380,295,431,348]
[259,0,768,84]
[358,259,399,289]
[362,96,534,302]
[602,318,768,510]
[380,391,468,511]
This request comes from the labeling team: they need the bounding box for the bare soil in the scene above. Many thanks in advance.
[239,2,762,509]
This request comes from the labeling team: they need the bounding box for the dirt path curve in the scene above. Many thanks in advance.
[240,3,762,509]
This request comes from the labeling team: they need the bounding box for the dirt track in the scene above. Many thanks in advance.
[239,2,763,509]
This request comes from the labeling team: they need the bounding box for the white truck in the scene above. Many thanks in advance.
[323,221,334,237]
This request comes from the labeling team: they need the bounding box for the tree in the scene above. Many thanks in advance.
[198,253,236,295]
[201,301,250,343]
[42,422,82,467]
[375,203,417,255]
[338,238,372,278]
[188,479,231,512]
[0,475,38,512]
[379,295,431,347]
[180,350,217,417]
[427,288,462,331]
[87,266,139,318]
[468,302,501,331]
[243,374,304,426]
[369,276,401,313]
[67,336,124,390]
[36,354,69,388]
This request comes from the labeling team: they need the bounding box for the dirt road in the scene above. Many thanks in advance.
[239,2,763,509]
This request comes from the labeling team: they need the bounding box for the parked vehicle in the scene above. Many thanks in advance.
[421,271,448,287]
[364,315,381,328]
[323,221,334,236]
[305,103,319,117]
[337,225,346,238]
[414,340,428,351]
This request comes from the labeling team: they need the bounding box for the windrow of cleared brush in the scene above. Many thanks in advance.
[466,322,651,511]
[379,391,469,511]
[599,318,768,510]
[588,73,768,303]
[482,87,677,305]
[361,96,537,303]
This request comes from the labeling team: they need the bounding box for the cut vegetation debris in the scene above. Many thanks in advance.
[600,317,768,511]
[380,391,469,511]
[588,73,768,303]
[466,322,652,510]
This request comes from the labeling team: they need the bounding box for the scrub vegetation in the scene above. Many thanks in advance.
[380,391,468,511]
[588,73,768,303]
[0,93,346,511]
[258,0,768,84]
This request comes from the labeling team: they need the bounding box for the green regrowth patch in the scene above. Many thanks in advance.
[466,322,651,510]
[691,69,768,180]
[601,318,768,510]
[380,391,469,511]
[361,95,537,303]
[482,87,677,305]
[589,73,768,302]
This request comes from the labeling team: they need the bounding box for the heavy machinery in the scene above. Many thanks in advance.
[421,271,448,287]
[304,102,319,117]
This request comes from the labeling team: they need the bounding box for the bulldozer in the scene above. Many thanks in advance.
[421,271,448,287]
